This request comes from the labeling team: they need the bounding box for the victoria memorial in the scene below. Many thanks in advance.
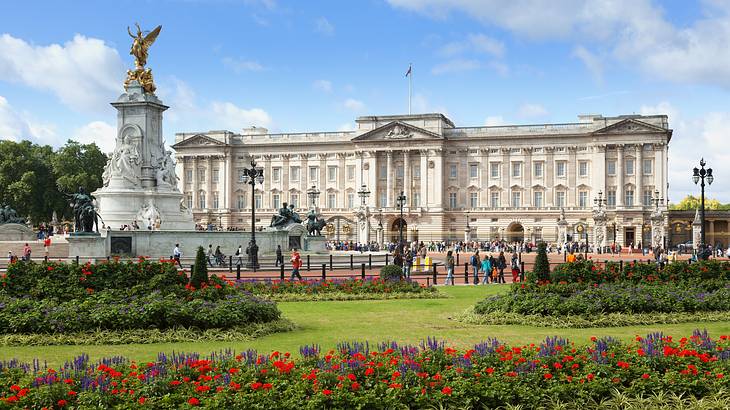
[173,113,671,247]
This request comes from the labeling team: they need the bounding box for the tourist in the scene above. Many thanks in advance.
[445,250,455,285]
[497,251,507,284]
[511,252,520,282]
[480,254,492,284]
[403,249,413,278]
[8,250,13,263]
[214,246,224,266]
[290,248,302,280]
[173,244,182,268]
[393,249,403,267]
[566,251,577,263]
[235,245,243,266]
[470,250,480,285]
[22,243,31,262]
[43,237,51,259]
[207,244,214,267]
[275,245,283,267]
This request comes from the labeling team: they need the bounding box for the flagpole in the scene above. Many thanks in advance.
[408,63,412,115]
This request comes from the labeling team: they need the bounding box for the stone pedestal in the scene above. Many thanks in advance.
[592,210,607,252]
[67,233,107,259]
[355,207,371,244]
[650,211,665,249]
[94,81,193,231]
[692,209,702,250]
[557,220,568,244]
[0,223,35,241]
[303,235,328,254]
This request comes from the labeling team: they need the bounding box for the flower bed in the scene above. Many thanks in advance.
[0,331,728,408]
[235,278,442,301]
[545,260,730,285]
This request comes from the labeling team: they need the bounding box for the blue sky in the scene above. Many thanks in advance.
[1,0,730,201]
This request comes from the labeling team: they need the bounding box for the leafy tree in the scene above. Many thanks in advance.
[52,140,107,198]
[669,195,729,211]
[190,246,209,288]
[0,141,57,223]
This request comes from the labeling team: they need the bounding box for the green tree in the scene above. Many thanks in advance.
[52,140,107,198]
[0,141,58,223]
[669,194,728,211]
[531,242,550,282]
[190,246,209,288]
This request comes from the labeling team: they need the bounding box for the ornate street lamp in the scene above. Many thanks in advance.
[594,190,606,211]
[692,158,713,259]
[396,191,407,248]
[307,185,320,209]
[357,184,370,206]
[241,159,264,270]
[651,189,664,211]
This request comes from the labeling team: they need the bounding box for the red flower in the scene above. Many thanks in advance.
[322,389,332,396]
[717,374,724,379]
[262,383,273,390]
[441,386,452,395]
[641,373,650,379]
[187,397,200,406]
[351,382,360,391]
[586,373,595,381]
[138,397,146,404]
[544,373,553,380]
[57,399,67,407]
[365,367,375,376]
[347,373,357,381]
[67,390,77,396]
[250,382,262,390]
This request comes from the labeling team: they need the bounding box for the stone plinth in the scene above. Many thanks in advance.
[303,235,328,254]
[0,223,35,241]
[67,233,106,259]
[95,189,192,230]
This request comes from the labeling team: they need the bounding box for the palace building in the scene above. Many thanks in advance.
[172,113,671,246]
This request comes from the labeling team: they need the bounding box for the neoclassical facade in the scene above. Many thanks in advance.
[172,113,671,246]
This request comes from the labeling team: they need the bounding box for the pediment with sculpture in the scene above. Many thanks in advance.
[351,121,444,142]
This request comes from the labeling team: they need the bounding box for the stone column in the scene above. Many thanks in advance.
[420,150,429,208]
[368,151,378,208]
[524,148,532,206]
[636,144,643,208]
[709,220,716,246]
[386,151,393,208]
[568,146,577,206]
[654,143,662,199]
[617,145,624,207]
[692,209,702,250]
[431,149,444,209]
[403,150,411,208]
[206,156,213,209]
[318,154,327,209]
[480,148,488,206]
[191,157,199,210]
[501,148,509,207]
[226,150,234,209]
[545,148,554,206]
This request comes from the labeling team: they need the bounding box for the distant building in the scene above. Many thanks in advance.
[173,113,671,246]
[668,209,730,249]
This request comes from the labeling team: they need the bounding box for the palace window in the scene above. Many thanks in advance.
[625,190,634,206]
[449,192,457,208]
[413,165,421,178]
[272,194,280,210]
[533,191,543,208]
[490,192,499,208]
[212,169,219,183]
[347,193,355,208]
[396,165,404,178]
[512,162,522,177]
[327,193,336,208]
[469,164,478,179]
[347,165,355,181]
[579,191,588,208]
[533,161,543,178]
[490,163,500,178]
[511,191,521,208]
[469,192,478,208]
[413,192,420,207]
[185,169,193,184]
[625,158,635,175]
[290,166,300,182]
[255,194,262,209]
[643,190,652,207]
[379,192,386,208]
[556,161,566,177]
[236,194,245,209]
[607,190,616,207]
[379,164,387,180]
[272,167,281,182]
[449,164,457,179]
[579,161,588,177]
[199,192,206,209]
[556,191,566,207]
[309,166,319,182]
[643,159,652,175]
[213,192,219,209]
[198,169,206,183]
[187,195,193,209]
[607,160,616,175]
[290,194,298,208]
[328,166,337,182]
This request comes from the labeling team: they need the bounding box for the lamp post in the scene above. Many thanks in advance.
[692,158,714,259]
[307,185,320,210]
[377,208,384,247]
[397,191,406,249]
[357,184,371,244]
[594,190,606,211]
[357,184,370,206]
[241,159,264,270]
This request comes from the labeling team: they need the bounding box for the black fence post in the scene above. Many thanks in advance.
[563,252,567,262]
[329,254,333,271]
[619,260,624,271]
[236,264,241,280]
[107,256,111,262]
[432,263,437,285]
[307,255,311,271]
[190,264,194,275]
[350,254,354,270]
[321,263,326,280]
[456,253,460,266]
[520,261,525,282]
[368,254,372,269]
[385,253,390,266]
[464,262,469,284]
[361,263,366,280]
[229,256,233,272]
[280,264,285,281]
[44,256,48,263]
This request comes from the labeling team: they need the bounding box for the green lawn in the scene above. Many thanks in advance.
[2,285,729,366]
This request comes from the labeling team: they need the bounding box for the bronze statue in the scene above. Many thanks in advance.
[124,23,162,94]
[270,203,295,228]
[0,204,26,225]
[305,210,326,236]
[65,187,99,233]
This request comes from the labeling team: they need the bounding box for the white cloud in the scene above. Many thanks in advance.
[468,33,504,57]
[222,57,264,72]
[315,17,335,35]
[485,115,506,126]
[411,93,448,115]
[313,79,333,92]
[572,45,603,83]
[211,101,272,129]
[517,103,548,118]
[343,98,365,111]
[0,95,58,144]
[431,59,480,75]
[488,61,509,76]
[0,33,125,112]
[74,121,116,154]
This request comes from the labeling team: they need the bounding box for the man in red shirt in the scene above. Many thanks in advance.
[22,243,31,262]
[290,248,302,280]
[43,237,51,259]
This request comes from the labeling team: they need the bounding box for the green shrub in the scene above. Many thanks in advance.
[379,264,403,281]
[531,241,550,282]
[190,246,209,289]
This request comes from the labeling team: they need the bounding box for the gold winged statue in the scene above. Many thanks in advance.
[124,23,162,94]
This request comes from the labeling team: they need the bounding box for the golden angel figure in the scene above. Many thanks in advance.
[127,23,162,69]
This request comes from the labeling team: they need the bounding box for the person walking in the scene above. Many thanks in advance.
[43,237,51,259]
[275,245,283,267]
[235,245,243,267]
[393,249,403,267]
[497,251,507,284]
[470,250,480,285]
[480,254,493,285]
[445,250,455,285]
[214,245,223,266]
[173,244,182,268]
[403,249,413,278]
[22,243,31,262]
[510,252,520,282]
[290,248,303,280]
[206,245,214,267]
